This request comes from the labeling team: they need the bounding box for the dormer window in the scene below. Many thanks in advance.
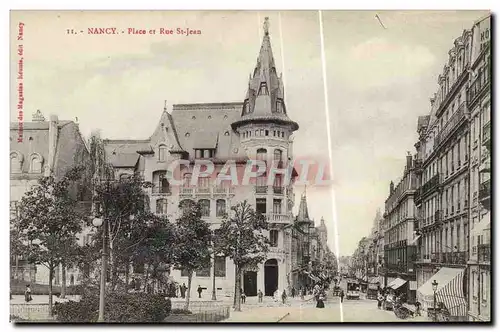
[243,100,250,115]
[258,82,269,96]
[158,145,167,162]
[195,149,215,159]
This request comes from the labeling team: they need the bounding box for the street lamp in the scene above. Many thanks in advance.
[92,216,107,322]
[432,279,438,322]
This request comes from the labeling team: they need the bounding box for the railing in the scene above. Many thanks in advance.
[266,213,291,223]
[479,179,491,201]
[152,187,171,194]
[435,103,467,146]
[482,122,491,145]
[478,244,490,262]
[441,251,467,265]
[420,174,441,197]
[180,187,194,195]
[196,187,211,194]
[434,210,443,224]
[467,63,491,107]
[273,186,284,195]
[255,186,268,194]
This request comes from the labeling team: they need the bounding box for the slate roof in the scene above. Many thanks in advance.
[103,139,150,168]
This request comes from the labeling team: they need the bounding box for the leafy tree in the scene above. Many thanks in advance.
[172,201,212,310]
[91,175,153,291]
[15,167,84,315]
[214,200,270,311]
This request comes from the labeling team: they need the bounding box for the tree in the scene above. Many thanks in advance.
[15,167,84,316]
[214,200,270,311]
[172,201,212,310]
[132,214,176,292]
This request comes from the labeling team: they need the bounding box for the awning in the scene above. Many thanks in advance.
[304,271,321,282]
[471,212,491,237]
[417,267,467,317]
[368,276,381,284]
[410,235,422,245]
[387,278,407,290]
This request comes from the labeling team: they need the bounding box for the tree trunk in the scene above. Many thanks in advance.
[14,255,19,280]
[125,263,130,293]
[235,264,242,312]
[184,270,192,311]
[233,265,237,307]
[109,237,116,290]
[48,265,54,317]
[61,261,67,298]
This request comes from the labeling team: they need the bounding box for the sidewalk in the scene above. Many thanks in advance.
[10,294,80,304]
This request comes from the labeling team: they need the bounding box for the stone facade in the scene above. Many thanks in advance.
[10,111,90,286]
[466,15,491,322]
[103,19,301,298]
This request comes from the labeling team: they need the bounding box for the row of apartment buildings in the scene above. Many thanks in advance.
[10,18,332,298]
[351,15,491,322]
[384,15,491,322]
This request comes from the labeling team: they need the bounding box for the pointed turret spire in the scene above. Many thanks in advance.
[297,190,310,222]
[231,17,298,131]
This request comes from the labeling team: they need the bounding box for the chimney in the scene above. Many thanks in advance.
[390,181,394,194]
[406,152,413,169]
[47,115,59,176]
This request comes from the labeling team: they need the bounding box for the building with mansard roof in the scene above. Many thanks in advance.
[103,18,300,298]
[10,110,90,287]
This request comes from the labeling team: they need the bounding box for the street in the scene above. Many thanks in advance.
[224,292,430,323]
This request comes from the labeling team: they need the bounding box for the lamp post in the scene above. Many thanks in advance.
[211,253,217,301]
[92,216,107,322]
[432,279,438,322]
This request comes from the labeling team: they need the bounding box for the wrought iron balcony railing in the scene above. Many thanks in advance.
[478,244,491,263]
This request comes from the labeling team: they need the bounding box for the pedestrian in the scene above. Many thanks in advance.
[281,289,287,304]
[316,289,326,308]
[181,283,187,298]
[24,284,32,303]
[258,289,263,303]
[240,288,246,304]
[414,301,421,316]
[291,287,296,298]
[197,285,203,298]
[340,289,344,303]
[377,293,384,309]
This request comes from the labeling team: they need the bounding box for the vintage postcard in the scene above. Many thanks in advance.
[9,10,491,323]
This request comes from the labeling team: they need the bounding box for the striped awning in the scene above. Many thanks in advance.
[368,276,381,284]
[387,278,407,290]
[304,271,321,282]
[417,267,467,317]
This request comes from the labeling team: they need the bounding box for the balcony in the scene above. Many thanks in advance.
[467,64,491,108]
[482,121,491,149]
[434,210,443,224]
[478,244,490,263]
[152,187,171,195]
[195,187,211,194]
[266,213,292,224]
[435,103,468,147]
[479,179,491,209]
[273,186,284,195]
[441,251,467,265]
[179,187,194,196]
[255,186,268,194]
[420,174,441,198]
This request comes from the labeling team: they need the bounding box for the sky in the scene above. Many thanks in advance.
[10,10,489,256]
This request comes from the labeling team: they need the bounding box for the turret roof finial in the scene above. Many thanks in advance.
[263,17,270,35]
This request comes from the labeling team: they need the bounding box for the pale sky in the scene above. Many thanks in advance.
[10,10,488,256]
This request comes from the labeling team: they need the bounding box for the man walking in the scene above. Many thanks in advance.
[281,289,287,304]
[180,283,187,298]
[197,285,203,298]
[340,289,345,303]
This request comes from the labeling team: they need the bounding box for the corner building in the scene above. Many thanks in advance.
[104,19,299,298]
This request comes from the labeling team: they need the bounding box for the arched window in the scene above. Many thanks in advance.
[153,170,170,193]
[199,199,210,217]
[10,152,23,173]
[274,149,283,161]
[216,199,226,217]
[179,199,195,214]
[183,173,192,187]
[29,154,43,173]
[119,174,130,181]
[158,145,167,162]
[156,199,167,215]
[256,148,267,161]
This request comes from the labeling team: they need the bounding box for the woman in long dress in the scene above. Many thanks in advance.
[316,288,326,308]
